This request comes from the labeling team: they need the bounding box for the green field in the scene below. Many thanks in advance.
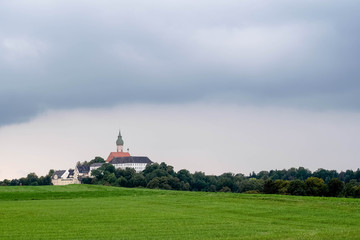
[0,185,359,239]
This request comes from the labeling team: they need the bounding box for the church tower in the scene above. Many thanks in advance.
[116,130,124,152]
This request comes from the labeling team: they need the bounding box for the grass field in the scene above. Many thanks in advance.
[0,185,359,239]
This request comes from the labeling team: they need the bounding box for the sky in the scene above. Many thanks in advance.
[1,0,360,179]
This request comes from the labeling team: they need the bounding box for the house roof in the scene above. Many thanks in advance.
[106,152,131,162]
[53,170,66,179]
[76,165,90,174]
[110,156,153,164]
[90,162,104,167]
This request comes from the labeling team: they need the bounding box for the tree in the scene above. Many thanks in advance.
[143,163,170,183]
[10,179,20,186]
[26,173,39,186]
[256,171,269,180]
[296,167,311,180]
[313,169,338,183]
[89,157,105,165]
[81,177,93,184]
[159,162,176,177]
[217,173,236,192]
[19,177,28,186]
[288,180,306,196]
[264,179,277,194]
[354,186,360,198]
[91,163,115,182]
[130,174,146,187]
[104,173,117,185]
[103,164,115,174]
[1,179,10,186]
[192,172,208,191]
[274,180,289,194]
[344,180,360,198]
[81,156,106,167]
[38,170,53,185]
[147,177,172,190]
[147,177,160,189]
[122,168,137,187]
[167,177,181,190]
[179,181,191,191]
[285,168,297,180]
[305,177,326,196]
[48,169,55,176]
[344,170,355,183]
[176,169,193,185]
[91,169,104,181]
[327,178,344,197]
[116,176,128,187]
[355,169,360,182]
[237,178,264,193]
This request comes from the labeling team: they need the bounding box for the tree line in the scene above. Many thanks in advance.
[249,167,360,183]
[0,170,54,186]
[1,161,359,198]
[82,161,360,198]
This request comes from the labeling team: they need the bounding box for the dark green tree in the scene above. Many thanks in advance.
[147,176,172,190]
[237,178,264,193]
[264,179,277,194]
[26,173,39,186]
[327,178,344,197]
[288,179,306,196]
[10,179,20,186]
[1,179,10,186]
[176,169,193,185]
[217,173,236,192]
[296,167,311,180]
[313,169,338,183]
[344,180,360,197]
[130,174,146,187]
[192,172,209,191]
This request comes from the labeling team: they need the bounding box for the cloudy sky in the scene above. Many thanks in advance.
[1,0,360,179]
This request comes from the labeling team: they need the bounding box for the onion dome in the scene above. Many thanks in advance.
[116,130,124,145]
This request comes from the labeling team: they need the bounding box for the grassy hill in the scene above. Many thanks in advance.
[0,185,359,239]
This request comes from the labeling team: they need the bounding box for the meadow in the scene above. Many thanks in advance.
[0,185,359,239]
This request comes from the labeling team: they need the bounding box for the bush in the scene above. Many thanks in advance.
[244,190,260,194]
[305,177,326,196]
[327,178,344,197]
[264,179,276,194]
[288,180,306,196]
[219,186,232,192]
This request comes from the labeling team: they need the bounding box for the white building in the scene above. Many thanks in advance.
[52,169,77,185]
[52,165,90,185]
[110,156,153,172]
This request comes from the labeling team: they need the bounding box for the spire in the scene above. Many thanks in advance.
[116,130,124,146]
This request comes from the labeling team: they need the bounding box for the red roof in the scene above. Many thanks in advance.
[106,152,131,162]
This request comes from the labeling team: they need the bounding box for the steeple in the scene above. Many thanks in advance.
[116,130,124,152]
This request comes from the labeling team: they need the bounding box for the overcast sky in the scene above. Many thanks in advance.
[1,0,360,179]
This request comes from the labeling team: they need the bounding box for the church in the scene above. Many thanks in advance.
[51,131,153,185]
[104,131,153,172]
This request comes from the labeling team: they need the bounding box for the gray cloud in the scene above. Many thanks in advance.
[1,0,360,126]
